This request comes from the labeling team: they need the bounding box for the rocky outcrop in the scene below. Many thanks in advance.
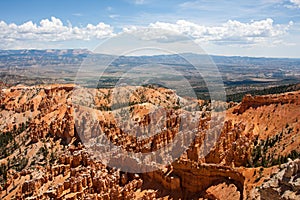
[250,159,300,200]
[173,160,245,199]
[18,147,144,200]
[143,159,245,199]
[204,182,241,200]
[234,92,300,114]
[205,120,254,167]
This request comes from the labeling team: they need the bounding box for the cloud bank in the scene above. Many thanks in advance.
[148,19,292,45]
[0,17,114,48]
[0,16,293,49]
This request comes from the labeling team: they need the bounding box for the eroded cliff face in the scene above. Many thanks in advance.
[234,93,299,115]
[20,146,144,200]
[205,92,300,166]
[0,84,299,199]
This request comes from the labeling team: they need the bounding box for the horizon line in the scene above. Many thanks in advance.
[1,48,300,59]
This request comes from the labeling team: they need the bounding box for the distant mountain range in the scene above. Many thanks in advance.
[0,49,300,67]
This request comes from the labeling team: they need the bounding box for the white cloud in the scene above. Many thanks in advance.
[290,0,300,7]
[146,18,292,46]
[0,16,115,49]
[284,0,300,8]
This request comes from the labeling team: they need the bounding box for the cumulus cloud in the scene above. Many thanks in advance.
[146,18,292,46]
[0,16,114,48]
[0,16,293,49]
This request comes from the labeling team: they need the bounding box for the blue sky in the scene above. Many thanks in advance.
[0,0,300,57]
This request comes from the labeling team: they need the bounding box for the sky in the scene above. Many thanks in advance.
[0,0,300,57]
